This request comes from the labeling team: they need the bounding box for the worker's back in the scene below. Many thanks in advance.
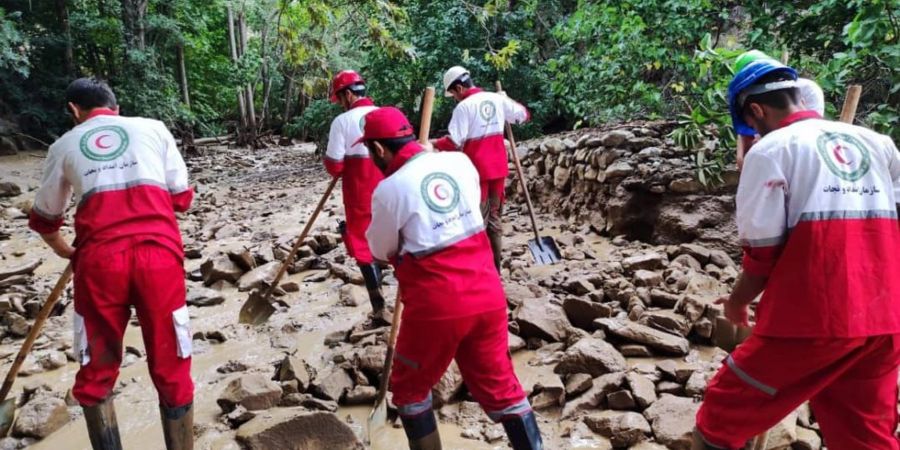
[737,116,900,337]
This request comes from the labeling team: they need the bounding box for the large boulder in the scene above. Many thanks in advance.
[514,297,571,342]
[555,337,626,377]
[643,394,698,450]
[12,396,69,438]
[218,374,284,412]
[238,261,281,292]
[236,409,364,450]
[595,318,690,355]
[583,410,651,447]
[562,297,612,330]
[309,367,354,402]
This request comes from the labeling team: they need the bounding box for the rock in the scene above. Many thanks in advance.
[562,297,612,330]
[543,138,566,153]
[625,372,657,410]
[553,166,572,191]
[650,289,681,308]
[675,295,710,323]
[36,351,67,371]
[620,345,652,357]
[670,254,702,271]
[0,182,21,198]
[4,312,29,337]
[565,373,593,398]
[583,410,650,447]
[642,310,691,337]
[218,374,284,412]
[622,252,666,273]
[508,332,526,353]
[276,356,312,392]
[709,250,735,268]
[228,249,258,272]
[595,318,690,355]
[656,381,684,396]
[677,243,711,264]
[201,255,244,286]
[793,427,821,450]
[309,367,353,402]
[432,361,464,406]
[344,386,377,405]
[555,337,627,377]
[606,389,636,410]
[235,409,364,450]
[600,130,634,147]
[339,284,367,307]
[186,286,225,307]
[694,318,713,338]
[643,394,698,450]
[280,281,300,293]
[514,297,571,342]
[0,260,41,281]
[561,372,625,419]
[765,412,798,449]
[12,396,68,438]
[565,279,594,295]
[356,345,386,377]
[604,161,634,179]
[630,443,668,450]
[633,270,662,287]
[684,371,709,396]
[238,261,281,292]
[668,178,704,194]
[225,405,257,427]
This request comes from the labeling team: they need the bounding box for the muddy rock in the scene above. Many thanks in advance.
[186,286,225,307]
[765,412,798,448]
[676,243,711,264]
[650,289,681,308]
[4,312,29,337]
[275,356,312,392]
[343,385,377,405]
[514,297,571,342]
[228,249,258,272]
[12,396,68,438]
[794,427,822,450]
[508,332,526,353]
[601,130,634,147]
[309,366,353,402]
[235,409,364,450]
[684,371,709,396]
[606,389,636,410]
[201,255,244,286]
[562,297,612,330]
[218,374,284,412]
[622,252,666,273]
[643,394,699,450]
[339,284,367,307]
[0,182,21,198]
[625,372,657,410]
[675,294,711,323]
[708,249,735,268]
[356,344,386,377]
[564,373,593,398]
[555,337,626,376]
[595,318,690,355]
[633,270,662,287]
[565,278,594,296]
[432,361,464,406]
[561,372,625,419]
[0,260,41,280]
[238,261,281,292]
[642,310,691,337]
[583,410,650,447]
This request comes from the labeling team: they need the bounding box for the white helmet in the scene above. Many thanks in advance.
[443,66,470,97]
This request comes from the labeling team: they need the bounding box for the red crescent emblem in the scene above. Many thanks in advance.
[94,134,112,149]
[832,144,852,165]
[433,184,448,200]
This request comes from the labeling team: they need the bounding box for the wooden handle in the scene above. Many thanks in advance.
[418,87,436,144]
[261,177,338,301]
[840,85,862,124]
[0,264,73,402]
[373,295,403,405]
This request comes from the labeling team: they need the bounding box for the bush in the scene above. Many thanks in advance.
[284,99,342,152]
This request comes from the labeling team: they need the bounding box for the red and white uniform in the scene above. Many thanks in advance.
[433,88,528,199]
[324,98,383,264]
[29,109,194,408]
[366,142,530,420]
[696,111,900,449]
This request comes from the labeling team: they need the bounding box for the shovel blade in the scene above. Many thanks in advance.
[238,291,276,325]
[528,236,562,265]
[365,399,387,446]
[0,398,15,437]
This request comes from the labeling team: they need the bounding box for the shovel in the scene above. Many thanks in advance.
[366,86,435,445]
[238,176,339,325]
[0,263,73,436]
[496,81,561,265]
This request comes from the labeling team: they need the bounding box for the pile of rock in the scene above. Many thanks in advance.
[508,121,740,255]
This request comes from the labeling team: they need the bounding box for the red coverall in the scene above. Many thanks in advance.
[29,109,194,408]
[323,97,383,264]
[695,112,900,449]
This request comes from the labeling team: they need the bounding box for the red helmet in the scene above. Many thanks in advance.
[329,70,365,103]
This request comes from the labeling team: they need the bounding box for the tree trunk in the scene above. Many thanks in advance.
[176,43,190,107]
[56,0,76,77]
[283,71,295,124]
[226,5,247,129]
[120,0,148,51]
[238,11,257,135]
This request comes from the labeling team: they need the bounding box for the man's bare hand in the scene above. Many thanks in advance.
[716,296,750,327]
[53,245,75,259]
[41,231,75,259]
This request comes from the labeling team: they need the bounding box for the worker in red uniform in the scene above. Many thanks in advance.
[29,78,194,450]
[362,107,542,450]
[430,66,529,271]
[324,70,388,323]
[693,60,900,449]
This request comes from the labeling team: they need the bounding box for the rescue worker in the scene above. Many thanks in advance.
[29,78,194,450]
[693,60,900,449]
[732,50,825,170]
[323,70,388,323]
[430,66,529,271]
[361,107,542,450]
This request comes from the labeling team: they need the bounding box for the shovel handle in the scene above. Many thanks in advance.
[0,263,73,403]
[419,87,436,145]
[373,294,403,406]
[261,177,339,302]
[496,81,544,248]
[840,85,862,124]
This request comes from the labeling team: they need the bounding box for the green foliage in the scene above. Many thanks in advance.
[283,99,341,150]
[0,8,29,78]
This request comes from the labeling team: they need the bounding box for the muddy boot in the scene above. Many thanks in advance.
[83,397,123,450]
[359,263,388,325]
[692,428,726,450]
[160,402,193,450]
[501,411,543,450]
[486,227,503,271]
[400,410,442,450]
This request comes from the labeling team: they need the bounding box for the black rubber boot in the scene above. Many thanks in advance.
[160,402,194,450]
[400,410,442,450]
[359,263,386,312]
[487,227,503,271]
[501,411,543,450]
[692,428,728,450]
[83,397,123,450]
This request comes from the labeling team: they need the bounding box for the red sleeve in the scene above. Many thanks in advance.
[324,157,344,178]
[28,210,64,235]
[741,245,783,277]
[170,187,194,213]
[433,136,458,151]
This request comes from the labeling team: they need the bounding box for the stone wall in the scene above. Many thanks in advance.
[507,121,742,256]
